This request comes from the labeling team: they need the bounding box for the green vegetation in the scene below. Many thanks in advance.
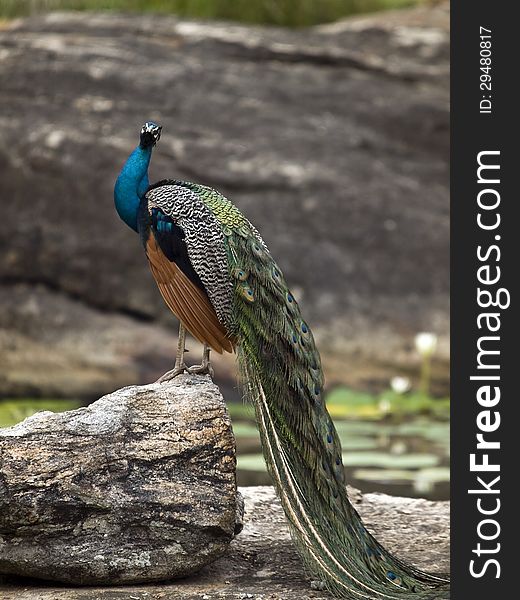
[325,386,450,420]
[226,386,450,422]
[0,387,449,498]
[0,398,82,428]
[341,451,439,469]
[236,414,450,497]
[0,0,420,25]
[353,466,450,484]
[230,386,450,497]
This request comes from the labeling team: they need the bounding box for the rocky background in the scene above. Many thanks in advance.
[0,2,449,400]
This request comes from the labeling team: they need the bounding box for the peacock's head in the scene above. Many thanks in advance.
[140,121,162,149]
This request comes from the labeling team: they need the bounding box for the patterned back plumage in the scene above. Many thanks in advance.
[144,180,450,599]
[146,182,234,328]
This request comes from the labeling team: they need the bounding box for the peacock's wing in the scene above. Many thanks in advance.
[138,186,234,354]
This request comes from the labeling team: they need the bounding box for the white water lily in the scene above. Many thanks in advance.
[415,332,437,396]
[413,474,434,495]
[390,441,407,455]
[414,332,438,357]
[378,398,391,414]
[390,376,411,394]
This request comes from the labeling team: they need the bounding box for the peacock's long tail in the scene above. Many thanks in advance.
[133,174,450,599]
[229,230,450,599]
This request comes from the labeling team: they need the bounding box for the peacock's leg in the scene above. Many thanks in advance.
[156,323,190,382]
[188,343,214,378]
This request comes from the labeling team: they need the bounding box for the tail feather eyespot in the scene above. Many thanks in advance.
[232,267,249,281]
[251,240,268,260]
[238,283,255,302]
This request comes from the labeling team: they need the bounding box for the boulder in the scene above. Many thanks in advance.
[0,3,450,397]
[0,375,242,584]
[0,487,449,598]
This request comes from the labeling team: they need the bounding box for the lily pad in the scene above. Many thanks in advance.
[342,452,439,469]
[414,466,451,482]
[326,388,376,407]
[327,404,382,419]
[325,386,450,419]
[227,402,255,420]
[353,469,417,483]
[232,423,259,437]
[393,421,449,439]
[340,437,380,451]
[352,465,450,484]
[237,454,267,472]
[333,421,381,437]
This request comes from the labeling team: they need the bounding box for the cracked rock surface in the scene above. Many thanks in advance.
[0,486,449,599]
[0,375,242,584]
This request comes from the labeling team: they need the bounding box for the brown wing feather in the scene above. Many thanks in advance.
[146,234,234,354]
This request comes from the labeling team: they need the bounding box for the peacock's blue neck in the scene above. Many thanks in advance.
[114,145,153,232]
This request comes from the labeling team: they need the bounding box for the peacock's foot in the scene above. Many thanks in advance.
[155,364,190,383]
[187,362,215,378]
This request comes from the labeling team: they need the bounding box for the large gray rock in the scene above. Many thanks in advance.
[0,486,449,599]
[0,3,450,398]
[0,375,242,584]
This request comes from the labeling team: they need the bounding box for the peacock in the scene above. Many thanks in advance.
[114,122,450,599]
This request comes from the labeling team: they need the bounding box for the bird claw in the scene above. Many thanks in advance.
[155,361,214,383]
[156,334,214,382]
[187,363,215,378]
[155,364,190,383]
